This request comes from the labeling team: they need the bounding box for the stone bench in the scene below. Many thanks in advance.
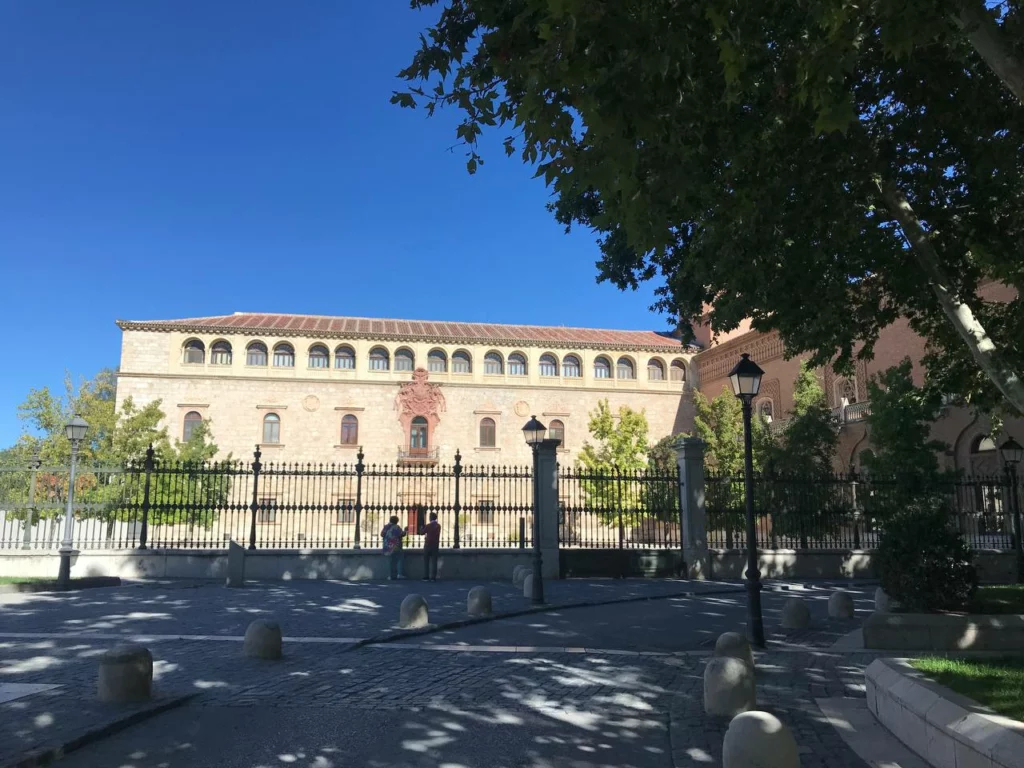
[863,611,1024,651]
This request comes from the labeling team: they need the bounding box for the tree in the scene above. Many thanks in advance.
[577,399,649,523]
[766,363,838,476]
[395,1,1024,416]
[645,434,681,522]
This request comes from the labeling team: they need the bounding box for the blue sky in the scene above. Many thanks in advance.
[0,1,667,448]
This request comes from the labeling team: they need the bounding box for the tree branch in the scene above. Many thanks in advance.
[953,1,1024,105]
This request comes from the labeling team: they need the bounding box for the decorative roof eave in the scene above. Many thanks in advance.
[115,319,688,355]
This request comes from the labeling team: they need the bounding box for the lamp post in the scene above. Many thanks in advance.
[522,415,546,605]
[1000,437,1024,583]
[728,353,766,648]
[57,414,89,591]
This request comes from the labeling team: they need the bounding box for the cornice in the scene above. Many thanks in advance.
[115,319,687,355]
[693,330,786,383]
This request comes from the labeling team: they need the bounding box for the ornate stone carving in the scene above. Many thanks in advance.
[514,401,531,418]
[395,368,446,433]
[302,395,320,412]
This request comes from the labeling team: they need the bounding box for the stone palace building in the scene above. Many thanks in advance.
[115,313,695,468]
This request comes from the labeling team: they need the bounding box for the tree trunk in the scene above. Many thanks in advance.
[878,178,1024,416]
[953,2,1024,105]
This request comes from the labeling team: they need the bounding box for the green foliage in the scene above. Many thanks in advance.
[396,0,1024,414]
[644,434,680,521]
[577,400,650,523]
[766,363,837,476]
[876,498,978,612]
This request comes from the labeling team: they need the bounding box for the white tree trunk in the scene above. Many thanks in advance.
[878,179,1024,416]
[953,2,1024,105]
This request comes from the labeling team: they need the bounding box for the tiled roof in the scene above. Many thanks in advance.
[116,312,684,352]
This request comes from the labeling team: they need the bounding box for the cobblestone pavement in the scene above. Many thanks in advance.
[0,580,884,767]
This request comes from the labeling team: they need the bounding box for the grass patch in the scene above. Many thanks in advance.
[0,576,49,585]
[968,585,1024,615]
[913,657,1024,722]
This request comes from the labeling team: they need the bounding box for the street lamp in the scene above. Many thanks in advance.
[728,353,766,648]
[1000,437,1024,583]
[522,415,546,605]
[57,414,89,590]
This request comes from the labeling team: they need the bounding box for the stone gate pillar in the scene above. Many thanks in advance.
[536,438,561,579]
[675,436,709,579]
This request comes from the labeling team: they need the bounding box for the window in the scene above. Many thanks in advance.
[336,498,355,524]
[395,348,415,372]
[369,346,390,371]
[757,399,774,423]
[508,353,527,376]
[410,416,428,449]
[334,345,355,369]
[183,339,205,364]
[670,359,686,381]
[210,341,232,366]
[594,356,611,379]
[183,411,202,442]
[477,499,495,525]
[272,343,294,368]
[974,435,997,453]
[616,357,636,380]
[834,377,858,405]
[484,352,503,375]
[479,417,496,448]
[563,355,581,378]
[647,358,665,381]
[549,419,565,443]
[340,414,358,445]
[258,498,277,523]
[246,342,268,366]
[262,413,281,444]
[539,354,558,377]
[308,344,329,369]
[453,350,472,374]
[428,349,447,373]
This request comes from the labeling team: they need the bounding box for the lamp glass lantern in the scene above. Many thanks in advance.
[522,415,547,446]
[1001,437,1024,466]
[728,353,764,399]
[64,415,89,444]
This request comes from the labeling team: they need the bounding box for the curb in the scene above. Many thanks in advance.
[0,577,122,595]
[347,585,748,651]
[1,693,197,768]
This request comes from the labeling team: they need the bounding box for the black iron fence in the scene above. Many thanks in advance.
[706,471,1021,551]
[0,448,534,551]
[557,465,681,548]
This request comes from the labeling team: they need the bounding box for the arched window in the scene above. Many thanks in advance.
[182,411,203,442]
[340,414,358,445]
[594,356,612,379]
[539,354,559,377]
[272,343,294,368]
[484,352,503,375]
[508,353,527,376]
[757,399,774,423]
[369,347,390,371]
[834,377,858,406]
[210,341,232,366]
[562,355,582,378]
[334,345,355,370]
[479,417,496,448]
[452,350,472,374]
[246,342,268,366]
[647,358,665,381]
[973,435,998,453]
[262,413,281,444]
[428,349,447,373]
[183,339,205,364]
[616,357,636,380]
[395,348,415,372]
[410,416,428,449]
[308,344,329,369]
[549,419,565,443]
[670,359,686,381]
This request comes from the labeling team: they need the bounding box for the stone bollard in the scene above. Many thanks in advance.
[780,597,811,629]
[98,645,153,703]
[514,566,530,588]
[704,656,756,717]
[874,587,900,613]
[722,711,799,768]
[400,594,430,628]
[512,565,525,584]
[244,619,283,660]
[522,571,535,598]
[828,590,855,619]
[226,539,245,588]
[714,632,755,669]
[467,586,493,617]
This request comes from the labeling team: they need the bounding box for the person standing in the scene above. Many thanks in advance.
[421,511,441,581]
[381,515,407,580]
